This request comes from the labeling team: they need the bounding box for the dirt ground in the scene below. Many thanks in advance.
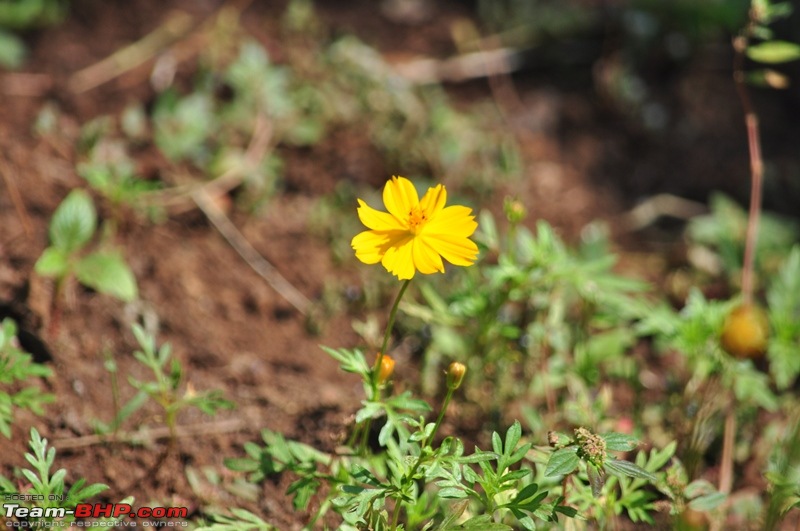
[1,0,798,528]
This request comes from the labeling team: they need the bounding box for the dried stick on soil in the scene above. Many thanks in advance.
[191,187,312,316]
[68,0,256,94]
[52,418,244,449]
[68,10,196,93]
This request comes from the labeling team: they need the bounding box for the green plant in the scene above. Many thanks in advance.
[0,428,127,525]
[403,209,648,429]
[0,318,54,438]
[34,189,138,310]
[544,428,673,526]
[95,324,233,444]
[195,508,276,530]
[76,114,163,221]
[214,177,674,529]
[685,192,798,287]
[762,407,800,530]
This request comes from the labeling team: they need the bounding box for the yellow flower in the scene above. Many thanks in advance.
[351,176,479,280]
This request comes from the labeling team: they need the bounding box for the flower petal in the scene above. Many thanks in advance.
[357,199,404,230]
[421,232,479,266]
[383,176,419,222]
[419,184,446,220]
[381,235,416,279]
[423,205,478,238]
[412,237,444,275]
[351,230,390,264]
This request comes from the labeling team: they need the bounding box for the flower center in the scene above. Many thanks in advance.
[407,208,427,234]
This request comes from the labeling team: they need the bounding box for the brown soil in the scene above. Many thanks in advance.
[1,0,798,529]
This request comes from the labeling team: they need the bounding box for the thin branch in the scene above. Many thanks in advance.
[53,418,244,449]
[191,186,312,316]
[732,26,764,304]
[68,10,196,93]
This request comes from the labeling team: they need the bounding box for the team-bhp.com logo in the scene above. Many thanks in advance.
[3,503,188,527]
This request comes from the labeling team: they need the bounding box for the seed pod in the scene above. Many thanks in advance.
[720,304,769,359]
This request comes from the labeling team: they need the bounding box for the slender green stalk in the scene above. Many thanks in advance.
[374,279,412,395]
[358,279,412,452]
[390,385,456,530]
[390,501,402,531]
[407,386,455,485]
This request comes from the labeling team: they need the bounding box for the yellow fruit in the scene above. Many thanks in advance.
[720,304,769,359]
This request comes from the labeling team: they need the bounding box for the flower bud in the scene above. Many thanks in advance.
[446,361,466,390]
[375,353,395,383]
[503,196,527,224]
[720,303,769,359]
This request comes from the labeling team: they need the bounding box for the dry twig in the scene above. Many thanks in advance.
[192,187,312,316]
[53,418,244,449]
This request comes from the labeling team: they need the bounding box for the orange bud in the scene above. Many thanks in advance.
[375,353,395,383]
[446,361,466,390]
[720,304,769,359]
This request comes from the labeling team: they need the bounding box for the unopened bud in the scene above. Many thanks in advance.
[375,353,395,383]
[446,362,466,390]
[503,196,527,224]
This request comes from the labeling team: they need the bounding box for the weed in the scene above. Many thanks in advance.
[95,324,234,445]
[34,189,138,322]
[0,319,54,439]
[0,428,129,525]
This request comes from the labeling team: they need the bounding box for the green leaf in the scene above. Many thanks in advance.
[34,247,69,278]
[689,492,727,512]
[75,251,138,302]
[458,451,497,464]
[452,515,513,530]
[544,447,579,477]
[603,458,657,482]
[438,487,468,499]
[505,420,522,456]
[224,457,259,472]
[602,432,640,452]
[50,189,96,253]
[0,29,26,69]
[747,41,800,64]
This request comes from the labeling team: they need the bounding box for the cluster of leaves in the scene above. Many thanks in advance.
[34,189,138,303]
[95,324,233,441]
[403,208,648,428]
[0,428,129,525]
[222,393,666,531]
[686,192,799,288]
[0,319,54,438]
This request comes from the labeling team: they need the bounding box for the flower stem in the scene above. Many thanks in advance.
[732,13,764,305]
[359,279,411,452]
[392,385,456,530]
[374,279,412,392]
[407,386,455,480]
